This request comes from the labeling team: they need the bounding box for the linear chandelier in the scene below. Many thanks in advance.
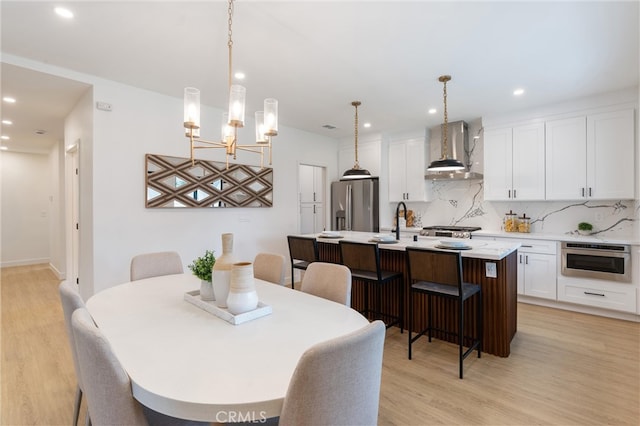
[183,0,278,168]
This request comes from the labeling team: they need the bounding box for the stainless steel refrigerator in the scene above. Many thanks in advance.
[330,178,379,232]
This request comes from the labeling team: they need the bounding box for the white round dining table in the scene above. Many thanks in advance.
[86,273,369,422]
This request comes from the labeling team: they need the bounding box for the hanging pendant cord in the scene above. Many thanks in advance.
[228,0,234,91]
[352,101,361,168]
[439,75,451,159]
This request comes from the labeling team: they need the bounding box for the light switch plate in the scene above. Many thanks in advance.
[485,262,497,278]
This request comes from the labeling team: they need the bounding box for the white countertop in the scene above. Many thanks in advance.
[472,230,640,246]
[310,231,520,261]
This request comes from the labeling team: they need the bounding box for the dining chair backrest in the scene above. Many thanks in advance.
[300,262,352,306]
[130,251,183,281]
[253,252,286,285]
[71,307,149,426]
[279,320,386,426]
[58,281,87,426]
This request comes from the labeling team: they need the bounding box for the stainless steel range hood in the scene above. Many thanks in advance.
[425,120,483,181]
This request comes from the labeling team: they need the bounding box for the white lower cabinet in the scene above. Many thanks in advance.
[473,236,557,299]
[557,278,637,313]
[517,240,557,300]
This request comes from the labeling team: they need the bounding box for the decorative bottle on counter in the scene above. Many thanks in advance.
[212,233,237,308]
[227,262,259,315]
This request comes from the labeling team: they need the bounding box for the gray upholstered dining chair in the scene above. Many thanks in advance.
[279,320,386,426]
[300,262,352,306]
[71,307,206,426]
[130,251,183,281]
[58,281,89,426]
[253,252,286,285]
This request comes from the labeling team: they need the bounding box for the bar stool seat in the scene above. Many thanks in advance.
[339,240,403,330]
[406,247,482,379]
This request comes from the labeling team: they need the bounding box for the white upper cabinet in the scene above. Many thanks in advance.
[484,123,545,201]
[388,138,427,202]
[546,109,634,200]
[587,109,635,200]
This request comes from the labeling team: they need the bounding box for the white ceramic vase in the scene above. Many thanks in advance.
[212,233,237,308]
[227,262,259,315]
[200,280,215,301]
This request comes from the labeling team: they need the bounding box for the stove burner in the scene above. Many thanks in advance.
[420,226,481,239]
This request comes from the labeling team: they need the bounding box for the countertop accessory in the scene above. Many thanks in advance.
[577,222,593,235]
[184,290,271,325]
[319,231,343,239]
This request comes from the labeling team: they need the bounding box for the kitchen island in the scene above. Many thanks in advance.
[298,231,520,357]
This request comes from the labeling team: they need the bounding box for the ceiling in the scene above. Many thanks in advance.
[1,1,638,153]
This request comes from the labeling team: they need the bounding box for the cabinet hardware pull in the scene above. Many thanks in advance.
[313,193,316,202]
[313,205,316,214]
[513,189,517,199]
[508,190,511,198]
[588,187,592,197]
[584,291,605,297]
[525,255,528,265]
[581,187,585,197]
[522,245,533,248]
[519,254,522,264]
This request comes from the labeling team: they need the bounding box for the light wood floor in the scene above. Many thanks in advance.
[2,265,639,425]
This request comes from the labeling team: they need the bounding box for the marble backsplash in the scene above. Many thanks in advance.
[405,180,639,239]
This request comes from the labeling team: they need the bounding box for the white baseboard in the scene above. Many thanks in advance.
[518,295,640,323]
[0,258,50,268]
[49,263,66,280]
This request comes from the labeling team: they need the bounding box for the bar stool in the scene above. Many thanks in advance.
[287,235,319,289]
[339,240,403,330]
[406,247,482,379]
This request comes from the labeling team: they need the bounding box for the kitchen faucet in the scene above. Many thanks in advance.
[395,201,407,241]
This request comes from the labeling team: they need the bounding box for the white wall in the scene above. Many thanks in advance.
[4,54,341,296]
[0,151,51,266]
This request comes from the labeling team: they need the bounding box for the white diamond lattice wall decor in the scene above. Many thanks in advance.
[145,154,273,208]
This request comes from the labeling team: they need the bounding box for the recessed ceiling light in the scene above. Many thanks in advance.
[2,97,16,103]
[234,72,245,80]
[428,108,437,114]
[513,88,525,96]
[55,7,74,19]
[2,120,12,125]
[0,146,8,151]
[363,123,371,128]
[1,135,9,140]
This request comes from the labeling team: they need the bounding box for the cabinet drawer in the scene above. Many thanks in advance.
[558,280,637,313]
[518,239,557,255]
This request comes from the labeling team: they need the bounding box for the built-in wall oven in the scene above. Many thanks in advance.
[561,242,631,283]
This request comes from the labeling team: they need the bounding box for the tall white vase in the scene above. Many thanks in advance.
[227,262,259,315]
[212,233,237,308]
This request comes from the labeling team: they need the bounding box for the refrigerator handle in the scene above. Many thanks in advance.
[346,184,352,231]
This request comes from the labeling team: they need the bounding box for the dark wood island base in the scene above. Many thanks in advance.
[317,242,518,357]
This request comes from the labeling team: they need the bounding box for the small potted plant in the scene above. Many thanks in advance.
[577,222,593,236]
[188,250,216,301]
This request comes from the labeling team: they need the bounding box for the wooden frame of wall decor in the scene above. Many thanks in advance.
[145,154,273,208]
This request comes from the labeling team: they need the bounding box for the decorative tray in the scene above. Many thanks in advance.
[184,290,272,325]
[318,232,343,239]
[369,239,399,244]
